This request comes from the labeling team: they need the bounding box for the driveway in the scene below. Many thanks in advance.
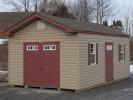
[1,76,133,100]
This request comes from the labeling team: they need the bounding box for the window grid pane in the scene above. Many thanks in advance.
[27,45,38,51]
[119,44,125,61]
[90,44,96,65]
[43,45,56,51]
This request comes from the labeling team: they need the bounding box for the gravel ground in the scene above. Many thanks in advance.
[0,75,133,100]
[0,65,133,100]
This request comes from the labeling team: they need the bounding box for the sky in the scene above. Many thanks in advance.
[0,0,132,26]
[116,0,133,9]
[114,0,133,17]
[0,0,132,10]
[0,0,132,18]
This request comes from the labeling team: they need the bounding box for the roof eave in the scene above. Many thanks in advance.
[78,31,129,38]
[2,13,76,36]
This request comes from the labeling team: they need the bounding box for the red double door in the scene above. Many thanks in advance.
[105,43,113,82]
[24,42,60,88]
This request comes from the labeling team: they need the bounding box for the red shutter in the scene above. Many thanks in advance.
[88,43,91,65]
[96,43,98,64]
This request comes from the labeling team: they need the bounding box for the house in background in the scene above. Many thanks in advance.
[0,12,130,91]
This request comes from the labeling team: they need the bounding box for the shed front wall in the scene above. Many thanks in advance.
[8,20,79,90]
[79,33,130,90]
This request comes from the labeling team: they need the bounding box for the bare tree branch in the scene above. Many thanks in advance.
[3,0,33,12]
[67,0,94,22]
[94,0,113,24]
[123,9,133,35]
[3,0,23,12]
[38,0,64,14]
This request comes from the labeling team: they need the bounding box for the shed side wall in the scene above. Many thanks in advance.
[79,33,130,90]
[8,20,79,90]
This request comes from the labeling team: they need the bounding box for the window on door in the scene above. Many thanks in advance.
[43,45,56,51]
[88,43,98,65]
[118,44,125,61]
[27,45,38,51]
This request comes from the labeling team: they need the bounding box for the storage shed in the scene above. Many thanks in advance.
[2,12,130,91]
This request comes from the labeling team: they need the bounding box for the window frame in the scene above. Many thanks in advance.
[90,43,97,65]
[119,44,125,62]
[27,45,38,51]
[43,45,56,51]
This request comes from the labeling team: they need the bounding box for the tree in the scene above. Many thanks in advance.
[112,20,123,27]
[113,20,116,26]
[68,0,94,22]
[103,20,108,26]
[124,10,131,35]
[37,0,48,12]
[3,0,64,14]
[116,20,123,27]
[3,0,32,12]
[109,20,123,32]
[32,0,40,12]
[94,0,113,24]
[52,4,75,19]
[38,0,64,14]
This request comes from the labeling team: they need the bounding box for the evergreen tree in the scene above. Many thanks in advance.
[52,4,75,19]
[118,20,123,27]
[116,20,123,27]
[110,20,123,31]
[113,20,116,26]
[103,20,108,26]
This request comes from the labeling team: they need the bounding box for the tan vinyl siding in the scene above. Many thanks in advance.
[8,19,130,91]
[8,20,79,90]
[79,33,130,90]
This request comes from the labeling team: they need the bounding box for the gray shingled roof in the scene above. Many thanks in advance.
[39,13,124,35]
[0,12,31,32]
[0,12,127,36]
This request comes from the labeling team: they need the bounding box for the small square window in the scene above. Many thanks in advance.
[27,45,38,51]
[43,45,56,51]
